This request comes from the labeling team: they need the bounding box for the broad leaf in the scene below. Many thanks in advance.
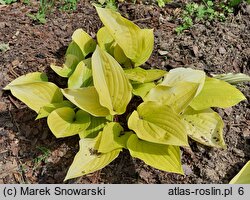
[144,82,199,113]
[62,87,110,117]
[98,122,132,153]
[64,137,121,181]
[213,73,250,85]
[230,161,250,184]
[183,107,226,148]
[128,101,188,146]
[8,82,63,113]
[66,41,84,61]
[50,54,79,77]
[97,26,115,55]
[92,46,132,115]
[36,100,74,120]
[127,134,183,174]
[4,72,48,90]
[71,28,96,57]
[113,44,129,65]
[68,58,93,89]
[95,6,154,66]
[161,67,205,97]
[132,82,156,99]
[190,77,246,110]
[48,107,90,138]
[79,116,110,139]
[124,67,166,83]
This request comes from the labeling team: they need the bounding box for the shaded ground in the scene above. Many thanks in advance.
[0,0,249,183]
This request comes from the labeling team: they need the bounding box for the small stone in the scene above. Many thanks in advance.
[224,107,233,116]
[0,22,6,29]
[182,164,193,175]
[243,129,250,138]
[232,148,245,158]
[0,102,7,112]
[192,45,199,57]
[219,47,226,54]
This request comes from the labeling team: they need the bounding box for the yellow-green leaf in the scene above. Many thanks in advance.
[132,82,156,99]
[4,72,48,90]
[127,134,183,174]
[79,116,109,139]
[124,67,166,83]
[161,67,205,97]
[113,44,129,65]
[98,122,132,153]
[97,26,115,55]
[213,73,250,85]
[128,101,188,146]
[95,6,154,66]
[71,28,96,57]
[190,77,246,110]
[66,42,84,60]
[144,82,199,113]
[36,100,74,120]
[68,58,93,89]
[183,107,226,148]
[64,137,121,181]
[48,107,90,138]
[50,54,79,77]
[8,82,63,113]
[92,46,132,115]
[230,161,250,184]
[62,87,110,117]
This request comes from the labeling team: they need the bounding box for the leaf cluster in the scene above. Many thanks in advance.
[0,0,17,5]
[176,0,236,34]
[4,6,249,181]
[25,0,80,24]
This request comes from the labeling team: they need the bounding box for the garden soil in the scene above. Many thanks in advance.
[0,0,249,183]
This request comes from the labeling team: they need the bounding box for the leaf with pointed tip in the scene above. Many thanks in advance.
[64,137,121,180]
[8,82,63,113]
[97,26,115,55]
[48,107,90,138]
[183,107,226,148]
[79,116,109,139]
[127,134,183,174]
[128,101,188,146]
[144,82,199,113]
[213,73,250,85]
[230,161,250,184]
[98,122,132,153]
[190,77,246,110]
[124,67,166,83]
[161,67,205,97]
[50,54,79,77]
[62,87,110,117]
[71,28,96,57]
[92,46,132,115]
[95,6,154,66]
[68,58,93,89]
[4,72,48,90]
[132,82,156,99]
[36,100,74,120]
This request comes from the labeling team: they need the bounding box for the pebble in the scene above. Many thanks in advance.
[182,164,193,176]
[232,148,245,158]
[219,47,226,54]
[0,22,6,29]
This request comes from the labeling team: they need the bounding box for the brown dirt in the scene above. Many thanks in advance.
[0,0,249,184]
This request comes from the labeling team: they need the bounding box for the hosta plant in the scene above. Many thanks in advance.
[4,6,249,181]
[230,161,250,184]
